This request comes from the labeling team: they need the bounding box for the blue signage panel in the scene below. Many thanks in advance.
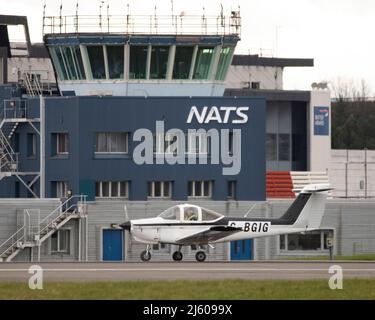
[314,106,329,136]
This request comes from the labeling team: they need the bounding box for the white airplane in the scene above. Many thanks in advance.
[121,184,331,262]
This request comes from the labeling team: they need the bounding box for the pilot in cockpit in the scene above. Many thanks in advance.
[185,208,198,221]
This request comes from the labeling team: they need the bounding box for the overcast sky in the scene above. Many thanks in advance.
[1,0,374,93]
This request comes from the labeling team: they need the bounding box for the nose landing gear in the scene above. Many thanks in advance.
[140,245,152,262]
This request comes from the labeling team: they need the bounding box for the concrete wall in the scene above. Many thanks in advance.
[2,198,375,262]
[330,149,375,198]
[7,57,55,84]
[226,65,283,90]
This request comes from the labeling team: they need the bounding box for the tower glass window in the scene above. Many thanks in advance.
[215,47,233,80]
[173,46,194,79]
[107,46,124,79]
[87,46,106,79]
[49,47,68,81]
[150,46,169,79]
[193,47,214,80]
[129,46,148,79]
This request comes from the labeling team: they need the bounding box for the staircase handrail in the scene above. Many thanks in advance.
[39,195,87,233]
[0,226,26,257]
[0,131,18,171]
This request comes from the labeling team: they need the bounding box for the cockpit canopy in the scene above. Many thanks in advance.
[158,204,223,222]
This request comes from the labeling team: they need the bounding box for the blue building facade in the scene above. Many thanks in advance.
[0,94,266,201]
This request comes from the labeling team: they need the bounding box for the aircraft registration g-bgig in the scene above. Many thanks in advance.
[121,184,332,262]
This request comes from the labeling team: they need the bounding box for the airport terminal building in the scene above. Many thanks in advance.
[0,13,374,262]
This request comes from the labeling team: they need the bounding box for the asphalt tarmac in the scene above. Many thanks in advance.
[0,261,375,282]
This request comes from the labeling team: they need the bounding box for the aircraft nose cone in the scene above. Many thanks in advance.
[121,221,131,231]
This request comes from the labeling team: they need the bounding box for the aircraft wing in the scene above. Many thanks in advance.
[175,226,242,245]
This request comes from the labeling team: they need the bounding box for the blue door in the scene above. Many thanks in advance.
[230,239,253,260]
[103,229,124,261]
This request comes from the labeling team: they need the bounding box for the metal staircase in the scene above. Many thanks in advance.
[0,99,40,196]
[0,195,87,262]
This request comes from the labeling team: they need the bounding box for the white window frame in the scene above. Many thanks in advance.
[95,132,129,155]
[56,133,69,155]
[188,180,212,198]
[148,181,172,198]
[55,181,68,198]
[51,229,71,254]
[96,181,129,199]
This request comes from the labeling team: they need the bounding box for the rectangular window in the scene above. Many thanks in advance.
[279,231,331,251]
[266,133,277,161]
[150,46,169,79]
[27,133,36,158]
[53,181,68,198]
[173,46,194,79]
[107,46,124,79]
[251,82,260,89]
[87,46,106,79]
[49,47,68,81]
[193,47,214,80]
[95,133,128,154]
[95,181,129,198]
[51,229,70,253]
[148,181,172,198]
[215,47,233,80]
[279,134,290,161]
[129,46,148,79]
[56,133,69,155]
[188,181,212,198]
[228,181,236,199]
[50,46,86,81]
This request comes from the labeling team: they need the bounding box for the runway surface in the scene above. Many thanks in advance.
[1,261,375,282]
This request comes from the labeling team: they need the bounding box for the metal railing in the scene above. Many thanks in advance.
[39,195,87,237]
[0,226,26,259]
[43,13,241,36]
[0,195,87,261]
[0,130,18,172]
[1,99,27,121]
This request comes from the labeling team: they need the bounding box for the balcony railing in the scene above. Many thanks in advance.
[43,12,241,37]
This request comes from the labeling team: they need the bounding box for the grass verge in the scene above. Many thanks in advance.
[1,279,375,300]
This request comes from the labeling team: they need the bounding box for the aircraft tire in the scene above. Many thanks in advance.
[140,250,151,262]
[195,251,206,262]
[172,251,183,261]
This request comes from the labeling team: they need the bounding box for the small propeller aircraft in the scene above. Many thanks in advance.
[121,184,332,262]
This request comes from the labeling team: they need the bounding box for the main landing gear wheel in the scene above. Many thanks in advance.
[172,251,183,261]
[140,250,151,262]
[195,251,206,262]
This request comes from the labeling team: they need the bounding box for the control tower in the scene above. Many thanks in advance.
[43,11,241,97]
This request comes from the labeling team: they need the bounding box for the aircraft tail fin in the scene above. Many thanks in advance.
[279,184,332,229]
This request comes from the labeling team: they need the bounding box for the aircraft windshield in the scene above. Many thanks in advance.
[201,208,222,221]
[159,206,180,220]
